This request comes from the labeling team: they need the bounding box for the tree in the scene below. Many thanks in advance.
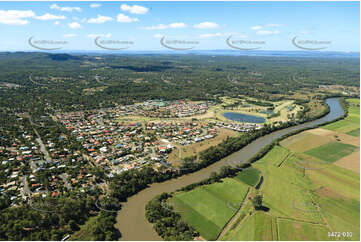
[69,220,79,231]
[252,195,263,210]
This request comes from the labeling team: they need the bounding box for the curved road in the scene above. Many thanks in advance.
[115,98,344,241]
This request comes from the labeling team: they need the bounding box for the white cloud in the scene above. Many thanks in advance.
[68,22,82,29]
[251,25,263,30]
[0,10,35,25]
[87,33,112,38]
[193,22,219,29]
[116,13,138,23]
[199,33,223,38]
[120,4,148,14]
[63,34,77,38]
[87,15,113,24]
[153,34,163,38]
[144,22,186,30]
[34,13,66,20]
[256,30,280,35]
[50,4,81,12]
[145,24,167,30]
[54,21,60,25]
[169,22,186,28]
[90,4,101,8]
[266,23,284,27]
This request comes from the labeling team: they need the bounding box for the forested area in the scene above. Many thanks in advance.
[0,52,359,114]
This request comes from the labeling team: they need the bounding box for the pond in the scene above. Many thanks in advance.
[223,112,266,123]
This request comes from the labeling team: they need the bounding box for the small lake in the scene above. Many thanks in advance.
[223,112,266,123]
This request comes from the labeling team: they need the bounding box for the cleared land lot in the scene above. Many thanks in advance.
[168,128,238,165]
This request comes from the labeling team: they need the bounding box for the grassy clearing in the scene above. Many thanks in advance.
[307,163,360,202]
[253,146,324,223]
[278,219,332,241]
[170,177,249,240]
[304,142,358,163]
[222,212,273,241]
[314,196,360,241]
[346,98,360,104]
[280,131,332,153]
[323,120,359,133]
[70,216,98,241]
[323,98,360,134]
[168,128,238,164]
[346,128,360,137]
[235,168,261,186]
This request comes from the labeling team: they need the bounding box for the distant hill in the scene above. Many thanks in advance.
[48,53,81,61]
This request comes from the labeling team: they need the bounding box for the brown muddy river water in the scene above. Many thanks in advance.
[115,98,344,241]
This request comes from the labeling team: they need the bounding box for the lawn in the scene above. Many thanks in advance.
[235,167,261,186]
[170,177,249,240]
[304,142,358,163]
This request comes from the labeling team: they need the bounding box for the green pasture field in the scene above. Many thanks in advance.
[170,177,249,240]
[346,128,360,137]
[304,142,358,163]
[280,132,332,153]
[277,219,331,241]
[229,143,359,240]
[323,98,360,134]
[253,146,324,223]
[222,212,273,241]
[235,168,261,186]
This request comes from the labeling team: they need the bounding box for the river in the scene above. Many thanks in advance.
[115,98,344,241]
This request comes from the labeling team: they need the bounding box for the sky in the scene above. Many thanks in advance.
[0,1,359,52]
